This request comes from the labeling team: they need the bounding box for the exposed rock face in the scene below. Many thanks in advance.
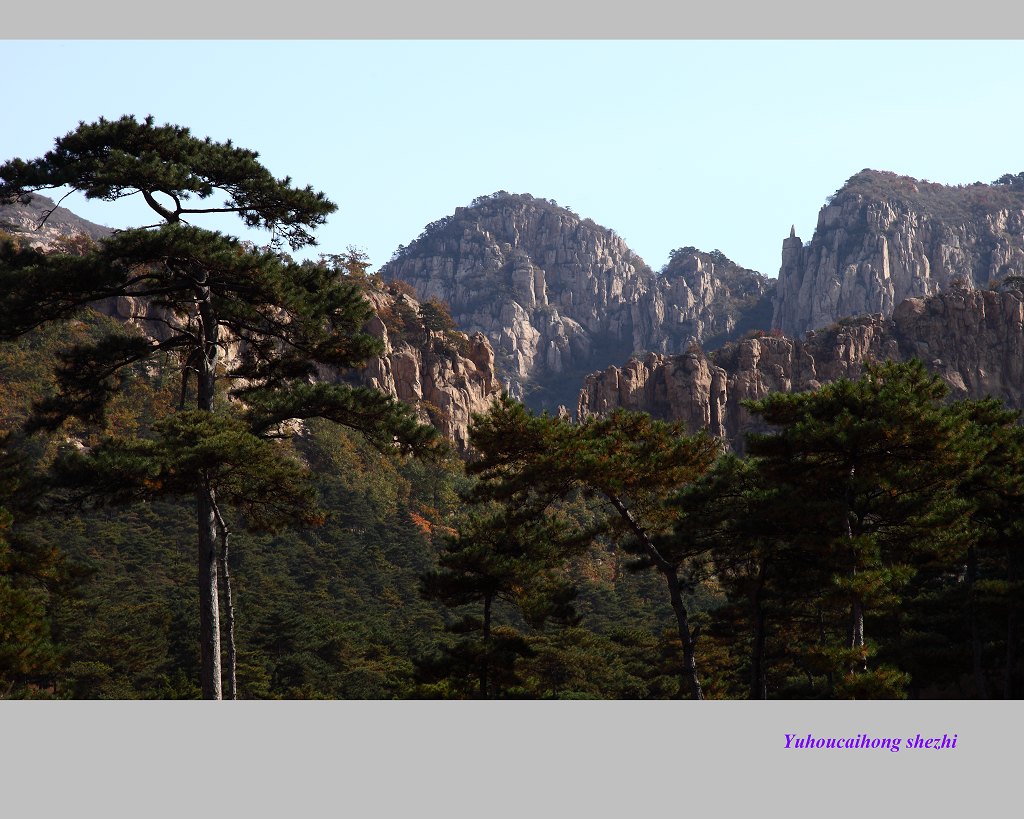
[96,280,502,449]
[347,287,501,450]
[774,170,1024,336]
[578,348,732,440]
[0,193,111,249]
[580,288,1024,451]
[380,192,773,411]
[0,197,501,448]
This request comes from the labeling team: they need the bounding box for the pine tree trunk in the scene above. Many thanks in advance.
[197,486,222,700]
[850,597,866,662]
[604,493,704,701]
[665,568,703,701]
[196,280,222,700]
[219,524,238,701]
[749,563,768,700]
[210,494,237,700]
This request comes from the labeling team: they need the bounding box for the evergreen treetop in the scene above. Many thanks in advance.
[0,114,335,250]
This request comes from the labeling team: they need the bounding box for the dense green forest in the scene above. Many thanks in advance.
[2,117,1023,699]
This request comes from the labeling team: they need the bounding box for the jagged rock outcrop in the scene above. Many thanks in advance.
[578,347,732,440]
[0,197,501,448]
[345,286,501,450]
[102,279,502,450]
[0,193,111,249]
[581,287,1024,451]
[380,192,773,410]
[774,170,1024,336]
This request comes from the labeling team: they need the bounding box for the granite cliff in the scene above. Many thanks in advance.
[774,170,1024,336]
[16,176,1024,452]
[348,283,501,450]
[0,201,500,449]
[580,287,1024,451]
[100,276,501,451]
[380,192,773,410]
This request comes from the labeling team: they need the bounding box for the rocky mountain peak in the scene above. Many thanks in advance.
[773,169,1024,336]
[381,192,773,411]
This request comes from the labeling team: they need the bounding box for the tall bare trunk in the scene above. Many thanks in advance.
[666,568,703,701]
[197,485,222,700]
[213,499,237,701]
[196,279,222,700]
[850,596,866,658]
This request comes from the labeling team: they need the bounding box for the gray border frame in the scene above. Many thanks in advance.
[3,1,1024,38]
[4,1,1022,815]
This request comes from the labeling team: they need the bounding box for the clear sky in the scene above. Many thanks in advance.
[4,40,1024,278]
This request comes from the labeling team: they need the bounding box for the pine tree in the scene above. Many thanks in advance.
[0,116,437,698]
[419,507,584,698]
[939,398,1024,697]
[672,455,774,698]
[467,397,720,699]
[743,360,963,697]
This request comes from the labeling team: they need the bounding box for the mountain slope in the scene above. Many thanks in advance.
[0,208,500,450]
[380,192,773,410]
[0,193,112,249]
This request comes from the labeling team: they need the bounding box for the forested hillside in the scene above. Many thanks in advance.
[5,312,1024,699]
[3,117,1024,700]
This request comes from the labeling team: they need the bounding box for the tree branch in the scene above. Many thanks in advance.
[34,189,76,230]
[604,492,673,573]
[177,205,251,217]
[142,190,178,223]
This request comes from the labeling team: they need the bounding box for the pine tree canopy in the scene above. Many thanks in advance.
[0,114,335,250]
[53,411,323,533]
[468,396,720,559]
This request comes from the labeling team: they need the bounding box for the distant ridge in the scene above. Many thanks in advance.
[0,192,112,249]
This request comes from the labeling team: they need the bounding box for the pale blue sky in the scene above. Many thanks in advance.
[4,40,1023,277]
